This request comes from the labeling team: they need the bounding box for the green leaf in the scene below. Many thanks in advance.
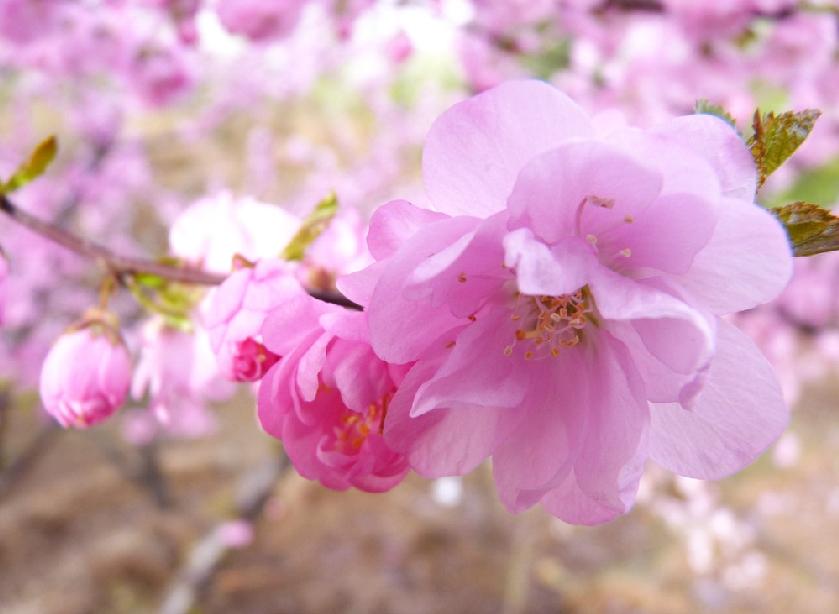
[0,136,58,194]
[774,201,839,257]
[281,192,339,261]
[694,100,738,131]
[749,109,821,188]
[132,272,168,289]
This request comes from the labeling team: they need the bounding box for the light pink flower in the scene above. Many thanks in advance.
[258,295,409,492]
[340,80,793,524]
[169,192,301,274]
[39,320,132,429]
[131,318,232,440]
[216,0,305,42]
[202,258,302,382]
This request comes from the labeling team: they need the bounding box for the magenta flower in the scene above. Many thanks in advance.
[202,258,301,382]
[340,80,793,524]
[257,294,409,493]
[39,319,132,429]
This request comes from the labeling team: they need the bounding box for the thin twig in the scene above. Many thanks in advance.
[158,451,289,614]
[0,194,361,309]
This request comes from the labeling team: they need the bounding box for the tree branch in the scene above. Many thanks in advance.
[0,193,361,310]
[158,452,289,614]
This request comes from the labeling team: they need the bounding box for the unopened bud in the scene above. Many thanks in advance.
[39,313,131,429]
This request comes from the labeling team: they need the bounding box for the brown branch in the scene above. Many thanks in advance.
[0,193,361,309]
[158,451,289,614]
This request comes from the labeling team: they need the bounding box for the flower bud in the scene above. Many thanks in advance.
[39,315,131,429]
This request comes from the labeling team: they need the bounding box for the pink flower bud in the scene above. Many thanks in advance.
[39,322,132,429]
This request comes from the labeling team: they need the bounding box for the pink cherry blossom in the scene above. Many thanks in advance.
[202,258,302,382]
[169,191,301,273]
[258,295,409,493]
[340,80,793,524]
[39,319,132,429]
[216,0,306,42]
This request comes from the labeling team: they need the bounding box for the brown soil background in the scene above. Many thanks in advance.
[1,377,838,614]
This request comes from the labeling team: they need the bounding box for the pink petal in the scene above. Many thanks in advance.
[405,212,510,318]
[649,318,789,479]
[608,127,722,202]
[367,216,482,363]
[411,309,530,417]
[423,79,593,217]
[678,198,793,315]
[491,354,587,512]
[590,266,715,378]
[600,193,717,275]
[385,359,504,477]
[655,114,757,201]
[336,261,386,307]
[542,469,641,526]
[571,334,649,514]
[260,292,335,355]
[367,199,447,260]
[503,230,595,296]
[507,141,663,245]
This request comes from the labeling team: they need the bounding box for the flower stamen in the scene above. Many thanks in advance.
[505,289,595,360]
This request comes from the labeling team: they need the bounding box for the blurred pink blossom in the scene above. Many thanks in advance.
[216,0,306,42]
[130,318,232,440]
[169,192,301,273]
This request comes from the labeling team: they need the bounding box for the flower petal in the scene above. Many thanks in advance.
[385,359,505,477]
[655,114,757,201]
[491,353,587,512]
[503,229,595,296]
[649,318,789,479]
[678,198,793,315]
[423,79,593,217]
[570,334,649,514]
[367,216,483,363]
[411,309,530,416]
[367,199,447,260]
[507,140,663,245]
[590,267,715,378]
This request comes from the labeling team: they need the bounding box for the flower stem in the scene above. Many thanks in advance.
[0,194,361,309]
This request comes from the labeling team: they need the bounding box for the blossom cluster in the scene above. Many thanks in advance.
[0,1,835,528]
[31,80,797,524]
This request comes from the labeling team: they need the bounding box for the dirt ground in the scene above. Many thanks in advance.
[1,378,839,614]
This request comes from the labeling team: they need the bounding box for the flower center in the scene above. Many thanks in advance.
[504,288,596,360]
[333,392,392,453]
